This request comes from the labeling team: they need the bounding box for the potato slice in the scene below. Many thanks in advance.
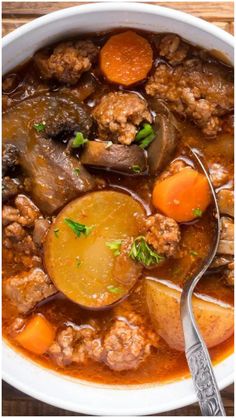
[44,191,144,308]
[145,279,234,351]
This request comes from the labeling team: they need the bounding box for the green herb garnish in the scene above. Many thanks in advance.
[106,240,122,256]
[132,165,141,173]
[129,236,164,267]
[105,141,113,149]
[74,167,80,175]
[34,122,46,132]
[190,250,198,257]
[71,132,88,148]
[135,123,155,149]
[107,285,122,294]
[64,218,94,237]
[193,208,203,217]
[53,228,59,238]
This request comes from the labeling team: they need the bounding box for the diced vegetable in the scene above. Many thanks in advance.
[71,132,88,148]
[15,314,55,355]
[129,236,164,267]
[100,31,153,86]
[135,123,155,149]
[145,279,234,351]
[33,122,46,132]
[152,167,211,222]
[44,191,144,308]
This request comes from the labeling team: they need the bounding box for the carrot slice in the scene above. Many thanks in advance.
[15,314,55,355]
[152,167,211,222]
[100,31,153,86]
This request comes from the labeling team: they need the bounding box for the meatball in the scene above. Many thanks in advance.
[2,177,23,203]
[144,214,181,257]
[158,34,189,65]
[145,60,233,136]
[3,268,56,313]
[48,326,96,367]
[100,317,156,371]
[208,162,229,188]
[34,40,99,85]
[92,92,152,145]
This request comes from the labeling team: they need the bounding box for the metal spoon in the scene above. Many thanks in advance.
[180,147,225,416]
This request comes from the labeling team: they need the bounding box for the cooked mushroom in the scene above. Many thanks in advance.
[80,141,147,175]
[147,100,178,175]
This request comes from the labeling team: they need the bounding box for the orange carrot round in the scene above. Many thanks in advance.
[15,314,55,355]
[152,167,211,222]
[100,31,153,86]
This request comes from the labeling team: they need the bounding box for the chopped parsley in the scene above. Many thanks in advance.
[33,122,46,132]
[129,236,164,267]
[74,167,80,175]
[106,240,122,256]
[190,250,198,257]
[64,218,94,238]
[105,141,113,149]
[53,228,59,238]
[135,123,155,149]
[107,285,122,294]
[71,132,88,148]
[132,165,141,173]
[193,208,203,217]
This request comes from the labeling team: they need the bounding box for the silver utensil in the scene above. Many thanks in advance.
[180,147,225,416]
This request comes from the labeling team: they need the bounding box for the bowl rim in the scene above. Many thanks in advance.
[2,2,234,415]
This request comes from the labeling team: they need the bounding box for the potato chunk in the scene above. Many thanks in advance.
[145,279,234,351]
[44,191,144,308]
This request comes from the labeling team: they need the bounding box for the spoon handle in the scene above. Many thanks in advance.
[182,308,226,416]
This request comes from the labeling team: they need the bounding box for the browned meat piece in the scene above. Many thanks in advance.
[3,195,40,227]
[48,325,97,367]
[2,177,23,203]
[90,316,157,372]
[34,40,98,85]
[144,214,181,257]
[209,162,229,188]
[112,238,143,287]
[9,317,25,336]
[3,268,57,313]
[217,217,234,256]
[2,144,19,175]
[33,219,50,246]
[92,92,152,145]
[81,141,147,175]
[222,262,234,287]
[4,222,26,240]
[158,34,189,65]
[158,159,188,182]
[217,189,234,217]
[145,60,233,136]
[15,195,40,226]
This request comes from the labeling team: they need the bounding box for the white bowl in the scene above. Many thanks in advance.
[2,2,234,415]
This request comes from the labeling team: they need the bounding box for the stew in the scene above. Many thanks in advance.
[2,30,234,385]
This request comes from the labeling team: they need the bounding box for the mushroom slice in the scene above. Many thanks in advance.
[80,141,147,175]
[147,99,178,175]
